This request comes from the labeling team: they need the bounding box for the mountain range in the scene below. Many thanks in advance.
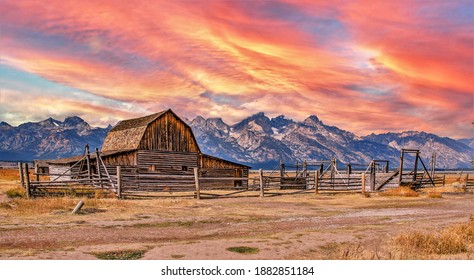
[0,113,472,169]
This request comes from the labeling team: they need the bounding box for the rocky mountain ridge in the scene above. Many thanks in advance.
[0,113,472,169]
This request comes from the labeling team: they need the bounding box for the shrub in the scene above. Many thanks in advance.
[92,249,147,260]
[380,187,419,197]
[226,246,260,254]
[6,187,25,198]
[391,220,474,258]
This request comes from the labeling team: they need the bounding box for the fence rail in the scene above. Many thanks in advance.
[21,162,465,199]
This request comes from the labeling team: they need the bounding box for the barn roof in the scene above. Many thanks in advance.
[45,149,136,165]
[201,153,252,168]
[108,111,166,132]
[102,110,167,152]
[102,109,200,153]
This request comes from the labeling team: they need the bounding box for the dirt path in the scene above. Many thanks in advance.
[1,193,472,259]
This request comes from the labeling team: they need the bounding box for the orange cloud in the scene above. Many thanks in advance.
[0,0,472,138]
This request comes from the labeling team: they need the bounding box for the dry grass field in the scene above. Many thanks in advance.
[0,169,473,260]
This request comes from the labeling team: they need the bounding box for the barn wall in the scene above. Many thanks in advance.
[49,164,72,181]
[103,151,137,166]
[139,111,200,153]
[199,155,249,188]
[199,154,247,169]
[137,150,198,175]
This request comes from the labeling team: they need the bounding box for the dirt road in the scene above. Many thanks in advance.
[1,192,472,259]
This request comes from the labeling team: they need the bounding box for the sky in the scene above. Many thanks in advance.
[0,0,473,138]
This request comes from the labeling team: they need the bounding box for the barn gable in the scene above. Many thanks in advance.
[102,109,200,153]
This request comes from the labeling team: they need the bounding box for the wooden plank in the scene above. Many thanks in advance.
[259,169,264,197]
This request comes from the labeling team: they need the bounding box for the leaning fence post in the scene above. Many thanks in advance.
[71,201,84,214]
[194,167,200,200]
[116,166,122,199]
[361,173,366,194]
[315,170,319,195]
[18,162,25,189]
[259,169,264,197]
[24,163,31,199]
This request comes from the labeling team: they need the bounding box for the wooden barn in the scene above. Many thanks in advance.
[45,109,249,188]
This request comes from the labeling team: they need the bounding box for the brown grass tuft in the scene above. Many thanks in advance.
[380,187,419,197]
[6,187,26,198]
[391,220,474,258]
[0,197,129,216]
[427,192,443,199]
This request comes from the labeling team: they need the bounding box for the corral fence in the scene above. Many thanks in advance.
[16,161,462,200]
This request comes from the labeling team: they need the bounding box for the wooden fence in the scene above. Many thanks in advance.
[18,162,460,199]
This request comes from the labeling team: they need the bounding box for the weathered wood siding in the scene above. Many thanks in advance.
[139,111,200,153]
[103,151,137,166]
[137,150,198,175]
[199,154,249,188]
[49,165,72,181]
[199,154,245,169]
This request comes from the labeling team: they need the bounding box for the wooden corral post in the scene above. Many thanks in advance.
[413,151,419,183]
[384,162,389,173]
[18,162,25,189]
[319,164,324,174]
[280,160,285,188]
[280,160,285,177]
[24,163,31,199]
[370,161,376,192]
[95,148,102,188]
[34,162,39,182]
[116,166,122,199]
[398,151,404,187]
[347,164,351,189]
[194,167,201,200]
[85,144,92,182]
[303,161,307,177]
[442,174,446,187]
[315,170,319,195]
[361,173,366,194]
[330,158,335,183]
[259,169,264,197]
[430,152,436,179]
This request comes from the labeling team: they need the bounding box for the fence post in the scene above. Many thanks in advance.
[315,170,319,195]
[361,173,366,194]
[18,162,25,189]
[303,161,307,177]
[116,166,122,199]
[34,162,39,182]
[194,167,200,200]
[96,148,103,188]
[370,161,376,191]
[24,163,31,199]
[259,169,264,197]
[85,144,92,182]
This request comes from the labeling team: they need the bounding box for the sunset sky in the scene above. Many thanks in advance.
[0,0,472,138]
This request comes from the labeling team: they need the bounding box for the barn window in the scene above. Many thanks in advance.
[182,166,188,171]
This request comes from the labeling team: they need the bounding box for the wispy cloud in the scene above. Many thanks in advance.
[0,0,472,138]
